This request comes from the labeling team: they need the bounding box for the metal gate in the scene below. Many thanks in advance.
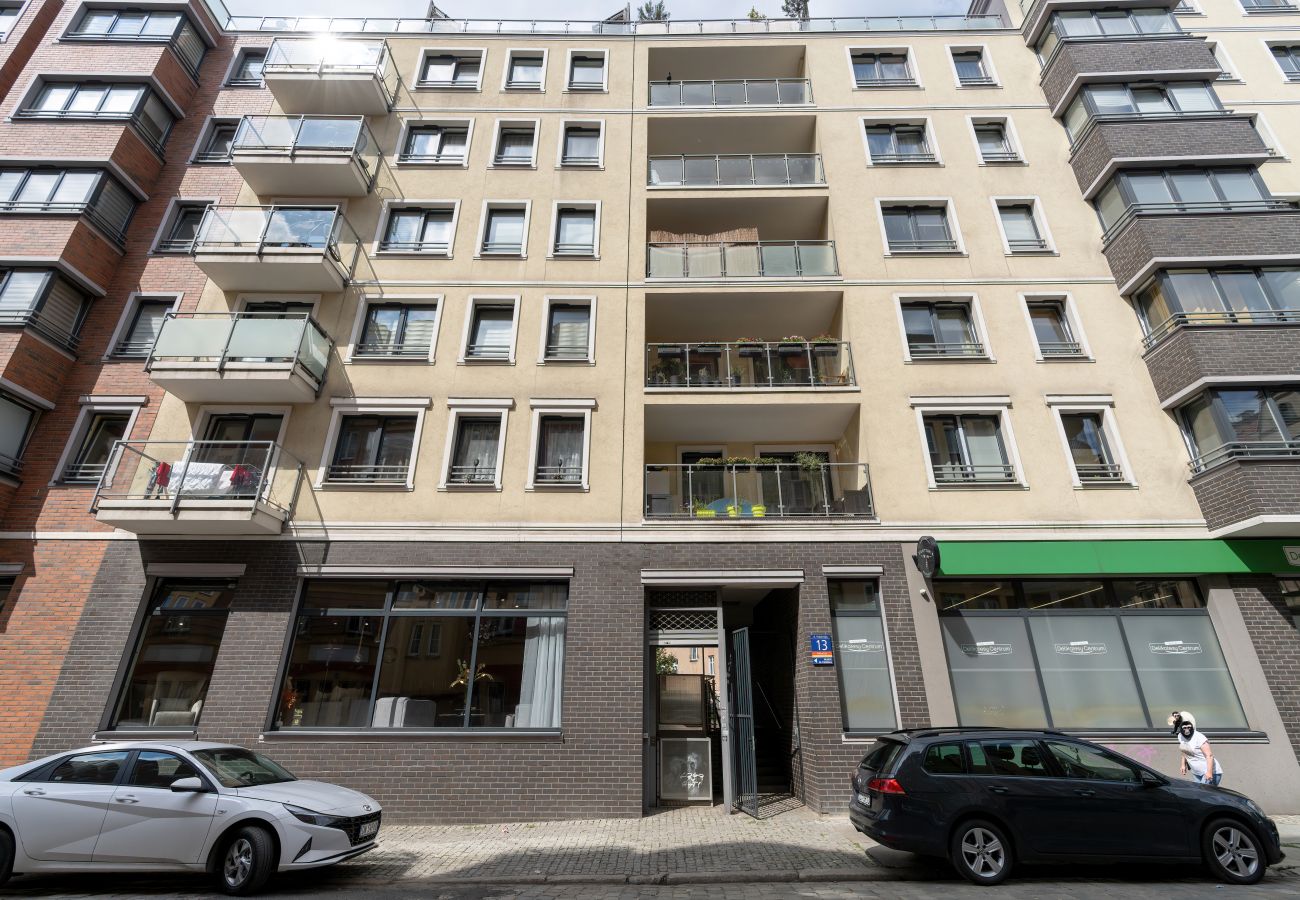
[729,626,759,817]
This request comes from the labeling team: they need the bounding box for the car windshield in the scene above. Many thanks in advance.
[193,748,297,788]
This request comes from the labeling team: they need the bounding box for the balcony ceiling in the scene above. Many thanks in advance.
[647,44,805,81]
[647,195,828,241]
[645,290,841,341]
[647,115,817,156]
[645,401,857,443]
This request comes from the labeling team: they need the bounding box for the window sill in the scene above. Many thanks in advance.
[1075,480,1136,490]
[488,163,538,170]
[979,160,1026,166]
[853,84,922,90]
[885,251,967,258]
[526,483,588,492]
[563,87,608,94]
[1006,250,1059,257]
[869,161,942,168]
[474,253,526,260]
[94,728,197,740]
[348,355,434,365]
[440,483,502,492]
[395,160,470,168]
[1037,355,1094,363]
[540,357,594,365]
[548,254,599,260]
[260,728,563,740]
[930,481,1026,491]
[459,357,514,365]
[316,482,414,491]
[558,164,605,170]
[503,86,545,92]
[413,84,481,92]
[905,356,995,364]
[373,250,453,259]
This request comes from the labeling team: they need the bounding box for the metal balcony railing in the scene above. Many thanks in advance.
[933,463,1017,484]
[980,149,1021,162]
[1007,237,1050,252]
[1142,308,1300,349]
[648,154,825,187]
[92,440,305,519]
[61,462,110,484]
[535,464,583,485]
[647,241,838,278]
[263,38,398,105]
[888,238,960,253]
[1076,462,1126,482]
[464,342,512,359]
[855,75,917,88]
[448,464,497,484]
[1190,440,1300,474]
[63,15,207,79]
[871,151,937,164]
[146,313,332,392]
[354,338,432,358]
[1101,199,1300,244]
[0,308,82,352]
[648,78,812,106]
[907,340,985,358]
[325,462,409,483]
[0,452,23,479]
[191,205,362,280]
[233,116,379,184]
[644,462,874,519]
[645,341,855,389]
[1039,340,1084,357]
[957,74,996,86]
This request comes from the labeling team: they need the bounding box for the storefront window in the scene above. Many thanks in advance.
[829,580,897,733]
[938,578,1246,731]
[277,579,567,730]
[1283,580,1300,629]
[111,580,234,729]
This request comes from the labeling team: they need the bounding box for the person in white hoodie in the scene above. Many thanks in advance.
[1169,710,1222,786]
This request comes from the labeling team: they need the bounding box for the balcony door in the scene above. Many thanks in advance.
[758,449,831,515]
[679,448,724,514]
[191,413,284,496]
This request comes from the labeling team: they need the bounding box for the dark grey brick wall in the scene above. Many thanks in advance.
[1041,37,1217,111]
[1103,211,1300,293]
[1070,115,1266,197]
[1144,325,1300,402]
[34,539,928,823]
[1190,461,1300,532]
[1229,576,1300,766]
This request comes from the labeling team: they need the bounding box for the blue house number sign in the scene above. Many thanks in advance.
[810,633,834,666]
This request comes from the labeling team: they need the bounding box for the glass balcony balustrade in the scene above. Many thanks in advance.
[645,341,854,388]
[647,241,838,278]
[648,154,824,187]
[644,462,873,519]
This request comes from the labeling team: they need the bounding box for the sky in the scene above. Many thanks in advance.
[224,0,973,21]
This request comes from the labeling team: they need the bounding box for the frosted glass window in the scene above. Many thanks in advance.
[1120,615,1246,728]
[1028,616,1146,728]
[942,617,1048,728]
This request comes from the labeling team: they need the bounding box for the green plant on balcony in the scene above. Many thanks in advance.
[794,451,825,472]
[650,358,686,385]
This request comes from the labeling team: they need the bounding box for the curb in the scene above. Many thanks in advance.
[342,867,914,887]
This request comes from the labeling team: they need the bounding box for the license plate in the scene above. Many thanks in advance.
[856,792,873,806]
[359,820,379,838]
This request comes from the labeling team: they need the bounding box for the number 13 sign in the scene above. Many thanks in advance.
[810,633,834,666]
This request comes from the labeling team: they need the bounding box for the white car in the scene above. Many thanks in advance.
[0,741,380,895]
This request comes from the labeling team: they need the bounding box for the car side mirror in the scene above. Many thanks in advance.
[170,776,206,793]
[1140,770,1165,788]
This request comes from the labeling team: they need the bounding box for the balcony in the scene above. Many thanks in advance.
[232,116,379,197]
[1141,315,1300,402]
[646,341,854,389]
[1102,204,1300,294]
[644,462,873,519]
[1188,451,1300,536]
[648,154,824,188]
[648,241,838,278]
[145,313,333,403]
[1020,0,1180,47]
[262,38,396,114]
[1042,37,1218,113]
[191,205,362,293]
[648,79,812,107]
[92,440,305,536]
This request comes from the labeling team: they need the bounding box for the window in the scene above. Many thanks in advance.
[0,268,90,351]
[1177,386,1300,471]
[923,742,966,774]
[112,297,172,358]
[1248,0,1299,11]
[493,123,537,166]
[380,205,455,254]
[1135,268,1300,340]
[1044,741,1139,782]
[900,300,983,358]
[446,413,505,486]
[479,204,528,256]
[61,410,131,483]
[1025,299,1084,358]
[0,390,39,479]
[65,9,205,75]
[1252,114,1285,158]
[1058,410,1126,483]
[464,301,517,360]
[1037,9,1180,62]
[851,50,915,87]
[568,51,606,90]
[505,49,546,90]
[326,415,417,484]
[110,581,234,730]
[968,740,1052,776]
[419,50,483,89]
[864,123,935,164]
[228,48,266,86]
[0,4,22,39]
[1209,43,1238,81]
[276,579,567,730]
[542,300,592,362]
[937,578,1246,730]
[1272,45,1300,81]
[531,413,588,487]
[1094,168,1270,232]
[355,302,438,359]
[830,580,897,733]
[126,751,200,790]
[155,202,208,253]
[922,413,1016,483]
[400,122,469,164]
[0,166,136,242]
[996,202,1050,253]
[19,81,175,152]
[952,48,995,86]
[194,120,237,163]
[973,121,1020,163]
[881,204,959,253]
[1062,82,1220,141]
[552,205,598,256]
[560,124,602,167]
[1282,580,1300,628]
[44,751,131,784]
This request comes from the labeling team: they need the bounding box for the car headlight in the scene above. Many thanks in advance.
[284,804,344,828]
[1244,799,1265,817]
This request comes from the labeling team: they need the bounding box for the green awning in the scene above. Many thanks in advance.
[935,539,1300,577]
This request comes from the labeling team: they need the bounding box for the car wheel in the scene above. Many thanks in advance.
[950,819,1014,886]
[1203,818,1265,885]
[0,828,13,886]
[215,825,275,896]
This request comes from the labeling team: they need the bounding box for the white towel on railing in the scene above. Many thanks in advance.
[173,461,227,493]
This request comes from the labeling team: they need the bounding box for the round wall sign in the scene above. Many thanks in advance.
[914,536,940,578]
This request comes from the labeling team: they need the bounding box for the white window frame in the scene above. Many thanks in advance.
[415,46,486,91]
[502,47,548,92]
[488,118,540,169]
[188,116,240,164]
[51,395,145,485]
[538,295,596,364]
[440,398,513,491]
[459,294,520,364]
[966,114,1024,164]
[1046,395,1136,488]
[372,198,460,257]
[475,200,532,258]
[1205,40,1242,83]
[548,201,601,259]
[874,197,967,256]
[395,117,475,168]
[525,398,595,490]
[149,196,216,254]
[1251,112,1288,159]
[345,293,443,364]
[555,118,605,169]
[1174,0,1203,14]
[1,1,31,43]
[845,45,921,89]
[223,47,267,86]
[315,396,431,490]
[1020,292,1093,362]
[104,291,181,361]
[909,395,1026,489]
[893,292,994,363]
[564,48,608,92]
[1263,39,1300,83]
[990,196,1057,255]
[858,115,941,167]
[946,43,1000,88]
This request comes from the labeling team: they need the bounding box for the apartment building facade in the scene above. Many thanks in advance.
[0,0,1298,823]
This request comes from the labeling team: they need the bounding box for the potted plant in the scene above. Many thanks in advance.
[810,334,840,357]
[735,337,765,359]
[777,335,807,355]
[692,498,716,518]
[794,451,825,472]
[650,359,685,386]
[729,367,744,387]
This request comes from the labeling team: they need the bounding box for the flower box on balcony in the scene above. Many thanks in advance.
[657,346,686,359]
[694,344,724,357]
[777,343,806,356]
